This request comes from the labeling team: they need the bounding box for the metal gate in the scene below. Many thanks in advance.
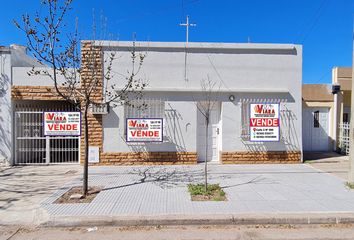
[339,122,350,155]
[15,103,80,164]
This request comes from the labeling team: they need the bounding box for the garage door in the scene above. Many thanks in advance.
[302,107,330,151]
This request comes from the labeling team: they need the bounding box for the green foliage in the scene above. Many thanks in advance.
[345,182,354,189]
[188,183,226,198]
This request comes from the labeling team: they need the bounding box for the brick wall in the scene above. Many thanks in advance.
[99,152,197,165]
[221,151,301,164]
[79,41,104,164]
[12,86,63,100]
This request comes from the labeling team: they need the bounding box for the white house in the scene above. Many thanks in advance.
[2,41,302,165]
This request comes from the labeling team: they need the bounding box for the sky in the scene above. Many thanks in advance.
[1,0,353,84]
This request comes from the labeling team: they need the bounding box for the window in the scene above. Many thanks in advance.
[343,113,349,123]
[240,102,250,140]
[313,111,320,128]
[124,98,165,137]
[124,99,165,119]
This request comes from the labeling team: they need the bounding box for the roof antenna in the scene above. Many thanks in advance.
[180,15,196,82]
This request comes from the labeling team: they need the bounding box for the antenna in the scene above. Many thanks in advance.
[180,15,196,81]
[179,15,196,47]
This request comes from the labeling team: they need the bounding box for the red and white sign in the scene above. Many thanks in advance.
[44,112,81,136]
[126,118,163,142]
[250,104,279,141]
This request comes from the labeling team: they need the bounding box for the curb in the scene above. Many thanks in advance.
[41,213,354,227]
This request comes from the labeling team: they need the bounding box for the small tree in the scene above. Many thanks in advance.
[196,77,220,191]
[14,0,146,196]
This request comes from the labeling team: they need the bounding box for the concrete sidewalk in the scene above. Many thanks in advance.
[305,152,349,181]
[2,161,354,227]
[40,163,354,226]
[0,165,81,225]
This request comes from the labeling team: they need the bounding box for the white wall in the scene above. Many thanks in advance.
[103,94,198,152]
[99,41,302,154]
[101,42,300,92]
[223,99,301,152]
[12,67,73,86]
[0,50,12,164]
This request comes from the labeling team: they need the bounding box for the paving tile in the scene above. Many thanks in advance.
[256,191,287,201]
[242,200,276,213]
[234,191,265,201]
[40,164,354,217]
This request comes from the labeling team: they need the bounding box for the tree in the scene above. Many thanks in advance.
[196,77,220,191]
[14,0,146,196]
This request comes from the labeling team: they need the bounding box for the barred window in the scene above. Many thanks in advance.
[124,99,165,137]
[240,102,250,140]
[313,111,320,128]
[124,99,165,119]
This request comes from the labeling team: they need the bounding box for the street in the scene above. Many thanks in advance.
[2,224,354,240]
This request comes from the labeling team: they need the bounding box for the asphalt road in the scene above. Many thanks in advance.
[1,224,354,240]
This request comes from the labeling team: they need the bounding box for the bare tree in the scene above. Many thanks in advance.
[14,0,146,196]
[196,77,220,191]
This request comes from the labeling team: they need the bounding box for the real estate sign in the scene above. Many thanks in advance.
[250,104,279,142]
[44,112,81,136]
[126,118,163,142]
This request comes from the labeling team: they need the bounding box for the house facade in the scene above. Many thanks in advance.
[302,84,335,152]
[1,41,302,165]
[301,67,352,154]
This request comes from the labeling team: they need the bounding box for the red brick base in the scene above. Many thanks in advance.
[95,152,198,165]
[221,151,301,164]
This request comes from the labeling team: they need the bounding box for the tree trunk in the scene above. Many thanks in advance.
[205,115,209,192]
[83,103,89,196]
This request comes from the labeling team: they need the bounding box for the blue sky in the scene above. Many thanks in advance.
[1,0,353,84]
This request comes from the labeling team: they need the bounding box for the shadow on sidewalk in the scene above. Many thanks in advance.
[102,166,279,192]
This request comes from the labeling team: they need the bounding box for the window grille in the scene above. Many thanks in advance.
[313,111,320,128]
[339,122,350,155]
[124,98,165,118]
[124,98,165,137]
[240,102,250,140]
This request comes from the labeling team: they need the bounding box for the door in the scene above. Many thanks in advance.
[302,107,330,151]
[197,102,221,162]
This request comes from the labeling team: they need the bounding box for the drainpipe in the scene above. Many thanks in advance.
[332,84,341,152]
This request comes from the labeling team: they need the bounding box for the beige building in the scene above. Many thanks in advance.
[302,67,352,153]
[332,67,352,124]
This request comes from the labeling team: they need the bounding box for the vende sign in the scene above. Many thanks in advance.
[126,118,163,142]
[250,104,279,142]
[44,112,81,136]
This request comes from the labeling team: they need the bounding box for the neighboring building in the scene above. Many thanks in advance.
[332,67,352,125]
[302,84,334,152]
[332,67,352,153]
[302,67,352,154]
[0,45,42,165]
[2,41,303,165]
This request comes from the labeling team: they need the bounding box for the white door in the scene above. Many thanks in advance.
[302,107,330,151]
[197,102,221,162]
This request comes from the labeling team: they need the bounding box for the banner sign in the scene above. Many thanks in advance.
[250,104,279,142]
[126,118,163,142]
[44,112,81,136]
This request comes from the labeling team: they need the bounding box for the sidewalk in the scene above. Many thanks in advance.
[305,152,349,180]
[0,165,81,226]
[2,161,354,227]
[40,163,354,226]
